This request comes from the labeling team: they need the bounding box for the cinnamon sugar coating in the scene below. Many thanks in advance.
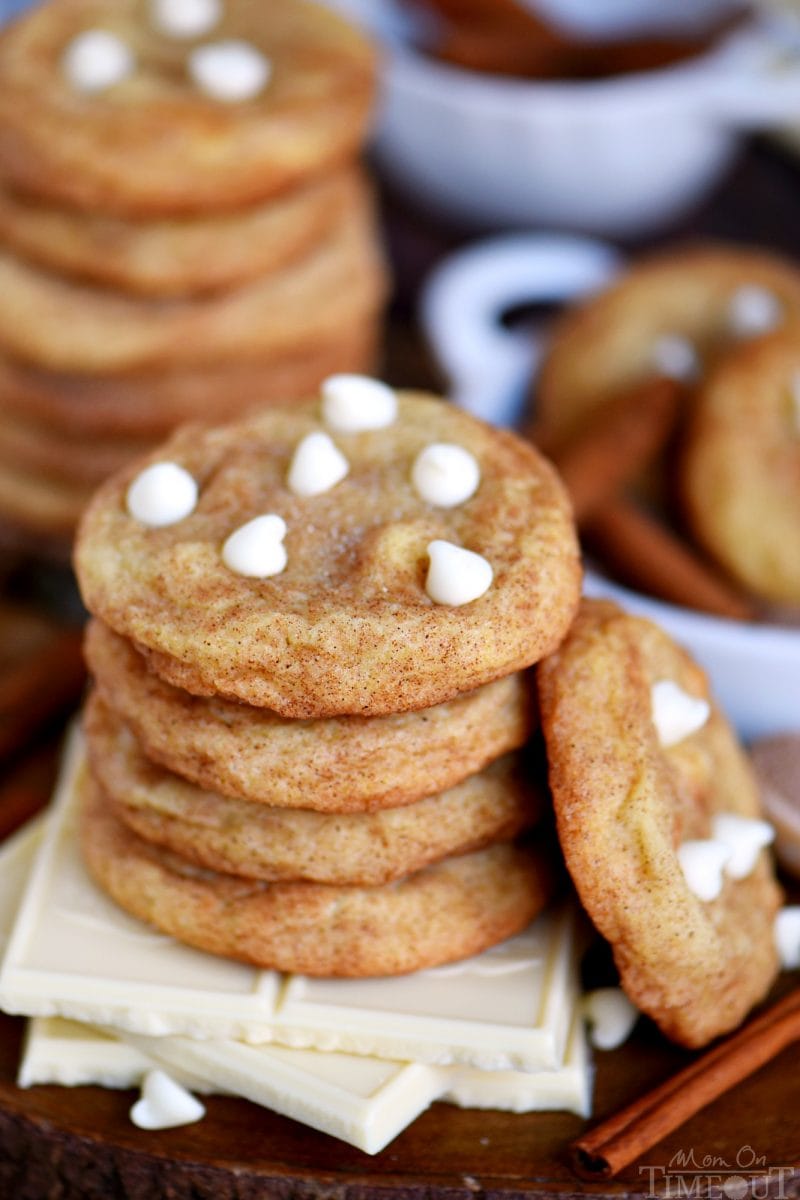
[80,769,554,977]
[75,392,581,717]
[85,620,536,812]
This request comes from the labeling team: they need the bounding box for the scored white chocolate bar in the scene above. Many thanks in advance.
[0,730,583,1071]
[18,1011,590,1154]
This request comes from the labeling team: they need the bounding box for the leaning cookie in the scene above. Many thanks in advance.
[84,693,543,886]
[680,325,800,606]
[75,387,581,717]
[537,598,782,1048]
[85,621,535,812]
[79,771,554,977]
[536,244,800,452]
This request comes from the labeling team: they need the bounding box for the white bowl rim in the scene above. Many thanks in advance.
[583,568,800,653]
[384,18,776,108]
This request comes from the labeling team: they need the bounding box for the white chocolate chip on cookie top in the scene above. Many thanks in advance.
[222,514,287,578]
[150,0,221,38]
[287,432,349,497]
[727,285,783,339]
[62,29,135,92]
[651,679,710,748]
[126,462,198,527]
[321,375,398,433]
[711,813,774,880]
[412,443,480,508]
[188,39,271,102]
[677,839,731,902]
[425,540,493,607]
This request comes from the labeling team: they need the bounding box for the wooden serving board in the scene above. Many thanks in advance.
[1,1000,799,1200]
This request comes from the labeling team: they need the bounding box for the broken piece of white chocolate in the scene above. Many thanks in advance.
[287,431,348,497]
[582,988,639,1051]
[727,285,782,339]
[151,0,221,37]
[189,40,270,102]
[712,813,775,880]
[774,907,800,970]
[651,679,710,748]
[62,29,134,92]
[677,839,731,902]
[126,462,198,527]
[651,334,699,382]
[222,514,287,578]
[321,375,398,434]
[425,540,492,607]
[411,443,480,508]
[130,1068,206,1130]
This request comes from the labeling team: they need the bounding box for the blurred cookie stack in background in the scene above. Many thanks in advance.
[0,0,387,558]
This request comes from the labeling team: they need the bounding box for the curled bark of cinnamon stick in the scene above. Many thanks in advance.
[584,499,756,623]
[571,987,800,1181]
[533,377,756,622]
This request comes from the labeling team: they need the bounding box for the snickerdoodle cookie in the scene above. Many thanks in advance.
[536,244,800,452]
[680,325,800,605]
[0,0,376,216]
[0,191,385,372]
[537,598,782,1048]
[0,330,376,439]
[84,693,543,885]
[75,388,581,717]
[79,770,554,976]
[0,169,358,297]
[85,620,535,812]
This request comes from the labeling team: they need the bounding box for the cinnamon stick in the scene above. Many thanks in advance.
[571,986,800,1181]
[548,377,680,522]
[584,499,756,622]
[531,377,756,621]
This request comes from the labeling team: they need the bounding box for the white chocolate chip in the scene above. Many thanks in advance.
[712,812,774,880]
[727,285,782,339]
[411,443,480,508]
[677,839,731,902]
[651,334,699,383]
[189,39,271,102]
[774,906,800,969]
[62,29,135,92]
[126,462,198,527]
[582,988,639,1051]
[222,514,287,578]
[130,1069,205,1130]
[151,0,221,38]
[321,375,398,434]
[651,679,710,748]
[287,431,349,497]
[425,540,493,607]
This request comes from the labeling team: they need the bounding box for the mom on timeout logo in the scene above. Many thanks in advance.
[639,1146,796,1198]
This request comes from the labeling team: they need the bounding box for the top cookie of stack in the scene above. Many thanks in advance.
[0,0,386,554]
[74,379,582,976]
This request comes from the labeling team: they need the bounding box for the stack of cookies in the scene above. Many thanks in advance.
[73,379,583,976]
[0,0,386,555]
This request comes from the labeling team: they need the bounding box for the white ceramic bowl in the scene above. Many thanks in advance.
[419,233,800,740]
[367,9,800,236]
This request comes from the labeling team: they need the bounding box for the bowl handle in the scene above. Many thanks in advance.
[419,233,622,428]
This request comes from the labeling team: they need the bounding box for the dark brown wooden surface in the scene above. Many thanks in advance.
[2,138,800,1198]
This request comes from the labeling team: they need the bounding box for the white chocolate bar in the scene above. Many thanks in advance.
[0,816,44,953]
[18,1012,590,1154]
[0,730,583,1071]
